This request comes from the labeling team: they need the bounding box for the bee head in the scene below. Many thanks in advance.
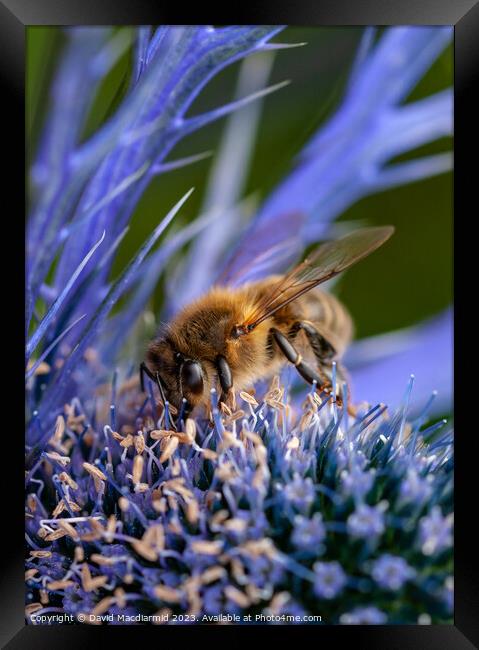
[145,338,205,413]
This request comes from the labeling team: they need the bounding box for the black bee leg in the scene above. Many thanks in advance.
[216,355,233,406]
[271,327,323,385]
[298,321,336,363]
[298,322,350,409]
[297,321,336,391]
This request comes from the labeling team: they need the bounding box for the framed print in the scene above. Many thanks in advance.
[1,1,478,647]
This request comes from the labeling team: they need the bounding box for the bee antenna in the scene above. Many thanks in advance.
[140,361,154,393]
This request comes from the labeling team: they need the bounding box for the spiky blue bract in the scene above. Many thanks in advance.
[193,26,452,291]
[25,380,452,624]
[26,26,286,438]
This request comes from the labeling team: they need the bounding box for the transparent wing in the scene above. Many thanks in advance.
[216,211,305,287]
[241,226,394,330]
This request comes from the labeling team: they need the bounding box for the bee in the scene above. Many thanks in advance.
[140,226,394,419]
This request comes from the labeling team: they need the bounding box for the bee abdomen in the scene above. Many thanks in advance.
[298,289,353,357]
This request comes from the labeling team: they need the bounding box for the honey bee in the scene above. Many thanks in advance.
[141,226,394,418]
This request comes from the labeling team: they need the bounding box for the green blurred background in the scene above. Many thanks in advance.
[27,27,453,341]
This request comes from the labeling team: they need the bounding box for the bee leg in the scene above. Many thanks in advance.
[297,321,337,397]
[299,323,355,413]
[298,321,336,362]
[216,355,234,407]
[332,360,358,417]
[271,327,330,394]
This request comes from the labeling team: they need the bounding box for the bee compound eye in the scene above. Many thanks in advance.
[181,360,204,395]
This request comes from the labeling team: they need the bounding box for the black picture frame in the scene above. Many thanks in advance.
[3,1,478,647]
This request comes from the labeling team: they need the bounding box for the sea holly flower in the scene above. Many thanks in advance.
[340,467,376,500]
[236,550,286,591]
[283,475,316,513]
[62,585,98,617]
[24,374,453,624]
[27,553,69,583]
[339,606,388,625]
[370,554,416,591]
[313,561,348,599]
[398,468,433,505]
[418,506,453,556]
[291,513,326,552]
[346,502,387,540]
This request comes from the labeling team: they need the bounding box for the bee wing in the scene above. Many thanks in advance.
[216,211,305,287]
[220,238,301,287]
[241,226,394,330]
